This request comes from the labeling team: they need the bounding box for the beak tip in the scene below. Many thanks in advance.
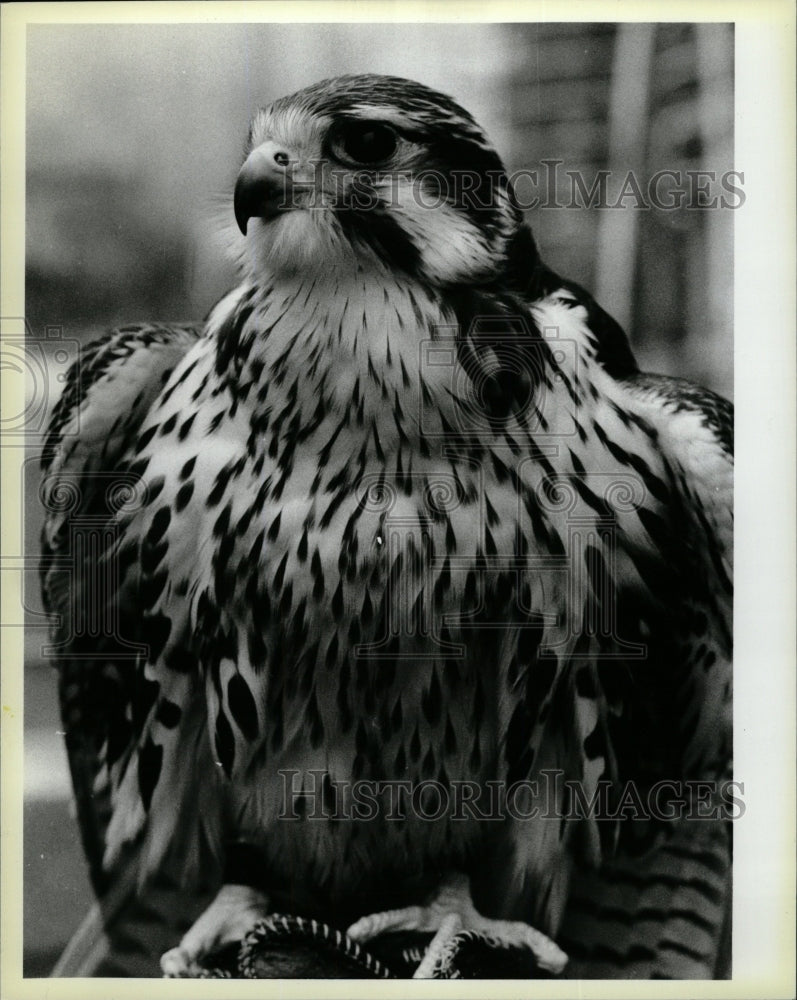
[234,189,249,236]
[234,172,251,236]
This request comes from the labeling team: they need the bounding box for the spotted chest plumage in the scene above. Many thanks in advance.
[93,262,728,916]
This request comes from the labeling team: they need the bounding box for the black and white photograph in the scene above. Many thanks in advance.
[2,3,794,993]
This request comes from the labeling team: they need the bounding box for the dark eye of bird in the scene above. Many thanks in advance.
[337,122,398,165]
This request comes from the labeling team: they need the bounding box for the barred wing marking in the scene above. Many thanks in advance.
[40,324,201,892]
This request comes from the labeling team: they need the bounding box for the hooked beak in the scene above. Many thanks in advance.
[234,141,298,235]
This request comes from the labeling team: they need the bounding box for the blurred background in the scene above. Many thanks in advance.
[24,21,734,975]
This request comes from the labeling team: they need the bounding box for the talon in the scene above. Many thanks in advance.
[344,873,567,977]
[413,913,462,978]
[347,905,425,942]
[160,946,196,978]
[474,917,568,974]
[159,882,269,977]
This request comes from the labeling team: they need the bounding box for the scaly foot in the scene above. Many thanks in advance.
[346,872,567,978]
[160,883,269,977]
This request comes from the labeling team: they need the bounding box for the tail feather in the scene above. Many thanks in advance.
[559,819,731,978]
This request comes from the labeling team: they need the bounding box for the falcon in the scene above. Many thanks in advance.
[41,74,733,979]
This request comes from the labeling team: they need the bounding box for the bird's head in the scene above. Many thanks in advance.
[233,74,523,286]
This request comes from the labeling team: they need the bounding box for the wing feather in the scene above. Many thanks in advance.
[40,323,201,892]
[502,245,733,974]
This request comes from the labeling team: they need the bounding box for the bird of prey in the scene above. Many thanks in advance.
[41,74,733,979]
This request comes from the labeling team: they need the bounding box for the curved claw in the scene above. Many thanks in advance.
[347,904,426,942]
[160,945,201,978]
[159,883,269,977]
[413,913,462,978]
[345,873,568,978]
[472,917,568,974]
